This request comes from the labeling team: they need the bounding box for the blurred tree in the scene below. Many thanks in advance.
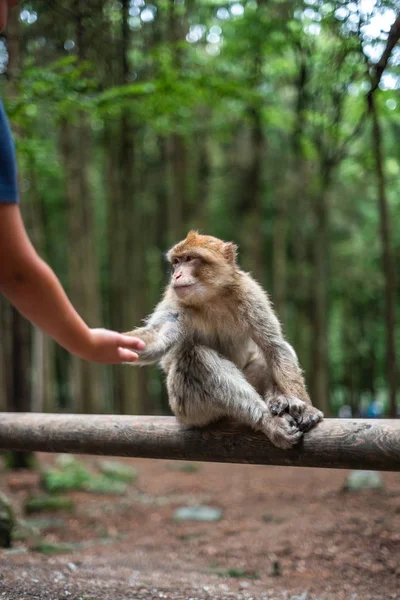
[59,0,105,413]
[366,11,400,417]
[1,0,398,419]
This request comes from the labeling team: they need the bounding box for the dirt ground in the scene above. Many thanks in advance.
[0,454,399,600]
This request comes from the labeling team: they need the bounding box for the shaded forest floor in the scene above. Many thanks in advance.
[0,455,399,600]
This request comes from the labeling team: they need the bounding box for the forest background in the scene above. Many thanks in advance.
[0,0,399,422]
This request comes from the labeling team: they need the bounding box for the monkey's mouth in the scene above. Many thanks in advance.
[173,283,197,297]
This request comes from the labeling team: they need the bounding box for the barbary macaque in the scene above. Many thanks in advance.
[125,231,323,449]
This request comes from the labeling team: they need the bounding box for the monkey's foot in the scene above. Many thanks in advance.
[261,414,303,450]
[267,395,323,433]
[297,405,324,432]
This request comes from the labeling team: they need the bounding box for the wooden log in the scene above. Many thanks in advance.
[0,414,399,471]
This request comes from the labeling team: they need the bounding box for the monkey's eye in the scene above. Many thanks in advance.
[172,258,180,266]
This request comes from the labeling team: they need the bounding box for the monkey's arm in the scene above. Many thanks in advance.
[245,278,323,430]
[125,303,182,365]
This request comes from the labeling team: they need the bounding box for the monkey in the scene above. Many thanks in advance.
[125,231,323,449]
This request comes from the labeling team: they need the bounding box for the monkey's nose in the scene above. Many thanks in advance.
[175,272,182,280]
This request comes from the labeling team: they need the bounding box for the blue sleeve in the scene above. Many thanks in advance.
[0,98,19,203]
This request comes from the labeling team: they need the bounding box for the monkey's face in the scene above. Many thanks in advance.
[170,255,205,302]
[167,231,239,305]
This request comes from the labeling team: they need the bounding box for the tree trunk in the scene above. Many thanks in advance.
[272,196,287,319]
[0,315,7,411]
[56,0,105,414]
[194,128,211,231]
[165,0,188,245]
[0,293,12,412]
[288,48,310,332]
[104,0,149,415]
[104,120,124,413]
[166,134,187,243]
[285,76,313,381]
[25,159,55,413]
[237,109,264,283]
[59,118,104,414]
[119,116,149,415]
[236,19,264,284]
[368,94,397,417]
[311,173,331,416]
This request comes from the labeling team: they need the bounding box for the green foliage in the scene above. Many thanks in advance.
[41,455,92,492]
[3,451,37,470]
[166,462,201,473]
[83,478,127,495]
[24,495,75,514]
[216,568,260,579]
[41,456,129,494]
[98,460,137,483]
[31,541,76,555]
[2,0,399,416]
[0,493,15,548]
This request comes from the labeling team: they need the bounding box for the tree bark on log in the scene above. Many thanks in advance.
[0,414,399,472]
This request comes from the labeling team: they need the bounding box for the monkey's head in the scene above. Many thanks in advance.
[167,231,239,305]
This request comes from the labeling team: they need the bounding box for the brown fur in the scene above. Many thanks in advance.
[126,232,323,449]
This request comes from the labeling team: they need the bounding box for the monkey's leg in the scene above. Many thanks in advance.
[167,345,303,450]
[249,299,324,432]
[244,353,323,433]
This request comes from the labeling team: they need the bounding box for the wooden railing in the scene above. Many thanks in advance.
[0,414,399,471]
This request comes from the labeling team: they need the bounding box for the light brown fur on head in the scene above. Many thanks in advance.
[166,232,240,306]
[167,231,238,266]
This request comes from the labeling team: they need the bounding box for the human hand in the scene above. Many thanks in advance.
[81,328,146,364]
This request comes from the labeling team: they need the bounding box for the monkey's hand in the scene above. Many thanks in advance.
[124,320,181,366]
[260,413,303,450]
[267,395,323,433]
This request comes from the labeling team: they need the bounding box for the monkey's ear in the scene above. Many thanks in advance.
[223,242,238,265]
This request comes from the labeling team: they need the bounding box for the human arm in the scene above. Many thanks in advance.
[0,203,145,363]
